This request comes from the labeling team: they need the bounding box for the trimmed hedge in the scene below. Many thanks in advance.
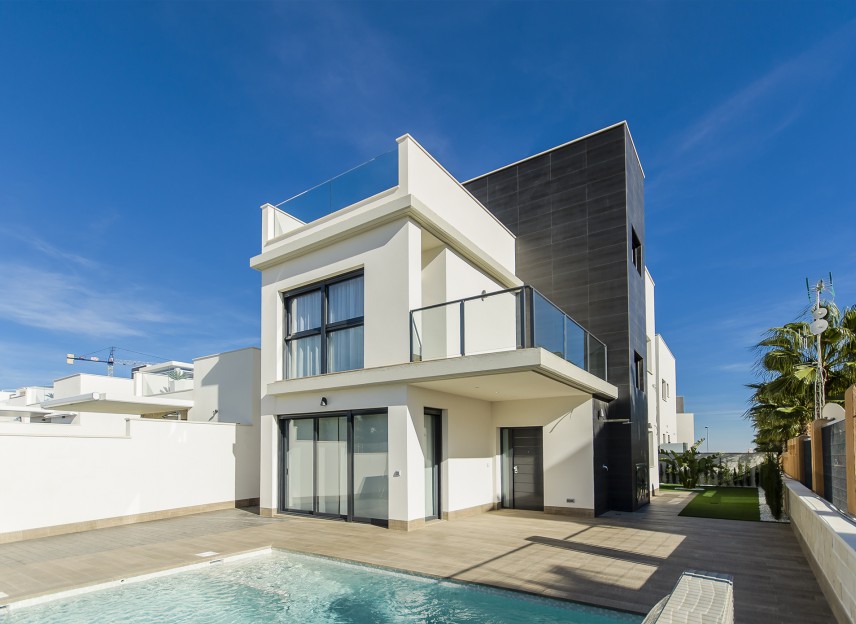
[759,452,784,519]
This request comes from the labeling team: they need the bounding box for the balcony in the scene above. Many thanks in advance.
[410,287,607,380]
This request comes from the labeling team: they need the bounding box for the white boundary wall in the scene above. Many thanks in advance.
[786,478,856,623]
[0,417,259,536]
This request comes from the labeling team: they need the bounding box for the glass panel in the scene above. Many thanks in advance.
[287,419,314,512]
[327,326,364,373]
[463,291,519,355]
[327,276,364,324]
[423,413,438,519]
[317,416,348,516]
[532,291,565,358]
[411,303,461,362]
[288,290,322,334]
[564,317,586,369]
[278,149,398,222]
[588,337,607,380]
[353,411,388,520]
[500,429,512,508]
[287,335,321,379]
[330,149,398,213]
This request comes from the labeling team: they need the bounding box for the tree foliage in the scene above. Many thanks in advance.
[660,439,719,489]
[746,303,856,452]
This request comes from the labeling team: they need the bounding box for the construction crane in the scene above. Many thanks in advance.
[65,346,158,377]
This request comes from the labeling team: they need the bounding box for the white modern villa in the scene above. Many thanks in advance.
[253,134,623,528]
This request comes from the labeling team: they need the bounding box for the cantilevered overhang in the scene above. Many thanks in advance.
[266,348,617,402]
[0,405,56,418]
[250,194,521,290]
[42,393,193,414]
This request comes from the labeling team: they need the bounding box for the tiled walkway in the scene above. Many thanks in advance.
[0,491,833,622]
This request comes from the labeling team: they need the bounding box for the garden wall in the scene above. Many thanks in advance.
[786,478,856,624]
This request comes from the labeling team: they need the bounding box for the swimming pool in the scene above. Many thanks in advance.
[1,550,642,623]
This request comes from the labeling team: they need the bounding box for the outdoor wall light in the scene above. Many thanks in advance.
[320,397,328,406]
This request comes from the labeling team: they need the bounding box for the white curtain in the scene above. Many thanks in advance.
[327,277,364,323]
[289,290,322,334]
[327,326,364,373]
[288,335,321,378]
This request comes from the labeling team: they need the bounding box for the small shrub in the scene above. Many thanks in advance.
[759,453,784,518]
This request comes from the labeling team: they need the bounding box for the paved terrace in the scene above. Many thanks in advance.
[0,491,832,622]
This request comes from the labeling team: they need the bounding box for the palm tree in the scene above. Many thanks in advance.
[747,304,856,452]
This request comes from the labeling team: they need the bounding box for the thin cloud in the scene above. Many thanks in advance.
[648,18,856,193]
[1,229,99,270]
[677,19,856,156]
[0,264,171,337]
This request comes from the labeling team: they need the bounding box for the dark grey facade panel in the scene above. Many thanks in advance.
[464,122,649,513]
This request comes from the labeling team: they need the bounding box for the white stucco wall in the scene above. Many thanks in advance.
[655,335,677,445]
[676,411,695,445]
[492,397,594,513]
[189,347,260,425]
[400,136,515,274]
[0,418,258,536]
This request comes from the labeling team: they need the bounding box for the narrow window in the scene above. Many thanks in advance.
[634,352,645,391]
[631,228,643,276]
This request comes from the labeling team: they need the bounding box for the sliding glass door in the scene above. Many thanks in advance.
[286,419,315,512]
[281,410,388,524]
[316,416,348,516]
[423,409,441,520]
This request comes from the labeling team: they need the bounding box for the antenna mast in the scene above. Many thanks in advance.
[807,274,834,421]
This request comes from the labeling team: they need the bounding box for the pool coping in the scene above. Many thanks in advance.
[0,547,272,612]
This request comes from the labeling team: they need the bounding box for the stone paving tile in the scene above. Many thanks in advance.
[0,492,837,622]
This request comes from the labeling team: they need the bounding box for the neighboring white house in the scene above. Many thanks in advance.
[252,135,618,529]
[0,347,261,542]
[644,269,693,493]
[676,396,695,447]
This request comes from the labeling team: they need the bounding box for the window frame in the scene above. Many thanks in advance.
[631,228,643,276]
[634,351,645,392]
[283,269,365,379]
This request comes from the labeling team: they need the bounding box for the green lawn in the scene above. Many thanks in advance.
[678,487,760,521]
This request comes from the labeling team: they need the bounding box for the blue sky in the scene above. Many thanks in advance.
[1,2,854,451]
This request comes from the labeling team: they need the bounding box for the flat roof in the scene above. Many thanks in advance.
[464,120,645,184]
[42,393,193,415]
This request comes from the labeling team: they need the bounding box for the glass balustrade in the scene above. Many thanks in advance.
[410,286,608,380]
[276,149,398,222]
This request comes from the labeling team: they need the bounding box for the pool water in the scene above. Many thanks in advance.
[1,550,642,623]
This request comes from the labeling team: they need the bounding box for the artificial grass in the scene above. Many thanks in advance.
[678,487,760,522]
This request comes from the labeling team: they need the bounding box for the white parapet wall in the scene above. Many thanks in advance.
[786,478,856,624]
[0,417,259,541]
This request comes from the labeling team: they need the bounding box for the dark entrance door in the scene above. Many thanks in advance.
[501,427,544,510]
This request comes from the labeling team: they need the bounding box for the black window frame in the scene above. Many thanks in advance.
[277,408,389,527]
[283,269,365,379]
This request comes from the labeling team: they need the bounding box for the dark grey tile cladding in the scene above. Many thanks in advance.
[465,123,648,514]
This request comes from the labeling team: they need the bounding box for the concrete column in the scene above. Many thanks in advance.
[810,418,830,498]
[846,386,856,516]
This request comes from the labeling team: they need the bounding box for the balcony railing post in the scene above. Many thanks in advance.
[584,332,590,372]
[526,287,535,349]
[459,301,466,356]
[562,315,567,361]
[409,311,414,362]
[517,288,525,348]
